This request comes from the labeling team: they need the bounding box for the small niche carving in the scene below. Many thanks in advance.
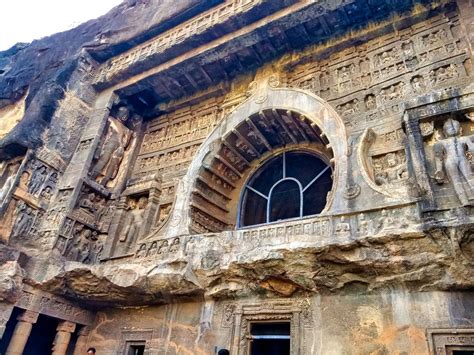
[73,186,109,228]
[118,195,149,250]
[62,223,103,264]
[372,150,408,186]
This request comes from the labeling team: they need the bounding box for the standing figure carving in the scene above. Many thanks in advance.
[433,118,474,205]
[120,196,148,250]
[28,165,47,195]
[12,205,35,238]
[0,162,20,204]
[91,106,136,186]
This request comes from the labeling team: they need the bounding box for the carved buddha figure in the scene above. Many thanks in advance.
[40,186,52,202]
[120,196,148,250]
[18,171,30,190]
[434,118,474,205]
[79,193,96,213]
[29,165,47,195]
[12,206,34,238]
[91,106,134,186]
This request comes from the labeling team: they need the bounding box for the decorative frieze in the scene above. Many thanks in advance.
[15,287,94,325]
[288,14,471,132]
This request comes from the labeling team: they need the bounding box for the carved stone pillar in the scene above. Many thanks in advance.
[403,112,435,210]
[5,310,38,355]
[52,320,76,355]
[72,326,90,355]
[230,310,243,355]
[102,196,128,258]
[42,92,116,251]
[141,184,161,237]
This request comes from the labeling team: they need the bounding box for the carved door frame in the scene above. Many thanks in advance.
[117,328,153,355]
[427,328,474,355]
[229,299,312,355]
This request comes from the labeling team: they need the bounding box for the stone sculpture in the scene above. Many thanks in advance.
[374,152,408,186]
[18,171,30,190]
[40,186,52,202]
[28,165,47,195]
[119,196,148,250]
[91,106,135,186]
[433,118,474,205]
[12,205,34,238]
[79,193,96,214]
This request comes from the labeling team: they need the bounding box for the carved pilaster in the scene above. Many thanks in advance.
[403,112,436,210]
[102,196,128,259]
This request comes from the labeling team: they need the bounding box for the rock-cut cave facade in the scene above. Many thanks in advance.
[0,0,473,354]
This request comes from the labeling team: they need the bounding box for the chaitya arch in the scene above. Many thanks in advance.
[164,84,350,237]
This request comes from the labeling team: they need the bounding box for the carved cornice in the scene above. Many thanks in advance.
[93,0,298,88]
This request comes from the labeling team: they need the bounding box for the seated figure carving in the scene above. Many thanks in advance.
[374,152,408,186]
[433,118,474,205]
[79,193,96,214]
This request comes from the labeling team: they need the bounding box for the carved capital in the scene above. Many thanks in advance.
[17,310,39,324]
[56,320,76,333]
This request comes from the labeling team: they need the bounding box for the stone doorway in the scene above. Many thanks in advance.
[447,349,474,355]
[249,322,290,355]
[126,341,146,355]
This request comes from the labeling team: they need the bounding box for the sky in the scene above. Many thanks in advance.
[0,0,123,51]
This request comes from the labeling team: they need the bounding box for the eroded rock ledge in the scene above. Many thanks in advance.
[3,222,470,308]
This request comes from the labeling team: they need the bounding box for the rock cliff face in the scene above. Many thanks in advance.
[0,0,218,158]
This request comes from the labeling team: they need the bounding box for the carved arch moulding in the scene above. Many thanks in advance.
[163,87,350,237]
